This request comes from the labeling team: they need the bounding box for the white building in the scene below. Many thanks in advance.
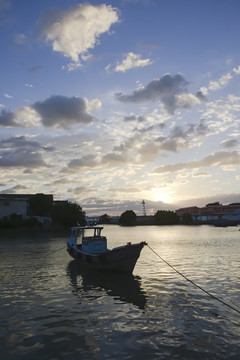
[0,194,53,224]
[0,195,29,219]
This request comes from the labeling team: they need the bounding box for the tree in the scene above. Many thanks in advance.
[29,193,53,216]
[154,210,178,225]
[206,201,222,207]
[52,201,86,227]
[182,212,192,225]
[100,214,111,224]
[119,210,136,226]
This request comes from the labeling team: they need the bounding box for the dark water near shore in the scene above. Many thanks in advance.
[0,225,240,359]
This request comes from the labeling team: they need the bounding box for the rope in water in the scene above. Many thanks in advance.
[147,244,240,316]
[46,245,67,255]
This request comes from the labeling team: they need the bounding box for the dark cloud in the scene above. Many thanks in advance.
[194,119,208,136]
[153,119,209,153]
[153,150,240,174]
[68,154,98,169]
[0,135,55,151]
[123,115,145,122]
[29,65,42,72]
[0,185,30,194]
[101,152,127,166]
[115,73,206,114]
[32,95,95,128]
[0,135,53,168]
[0,149,49,167]
[0,109,19,127]
[221,139,239,148]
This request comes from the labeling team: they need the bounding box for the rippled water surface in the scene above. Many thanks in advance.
[1,225,240,359]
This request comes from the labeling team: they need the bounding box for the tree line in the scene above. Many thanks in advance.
[101,209,184,226]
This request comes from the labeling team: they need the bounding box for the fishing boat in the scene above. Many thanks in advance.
[67,225,146,273]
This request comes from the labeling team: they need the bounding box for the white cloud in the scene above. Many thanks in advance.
[233,65,240,74]
[62,62,83,72]
[4,93,13,98]
[208,72,232,91]
[12,33,27,48]
[39,3,119,63]
[114,52,153,72]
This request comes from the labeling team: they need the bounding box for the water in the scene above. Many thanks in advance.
[0,225,240,359]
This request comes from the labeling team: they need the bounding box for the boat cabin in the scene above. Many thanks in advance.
[70,226,108,254]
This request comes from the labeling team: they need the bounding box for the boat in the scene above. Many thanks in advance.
[67,225,147,273]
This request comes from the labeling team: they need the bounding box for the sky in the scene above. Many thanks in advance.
[0,0,240,216]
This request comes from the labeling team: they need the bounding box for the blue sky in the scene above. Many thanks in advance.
[0,0,240,215]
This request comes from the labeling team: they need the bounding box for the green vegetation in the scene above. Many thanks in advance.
[29,193,53,216]
[119,210,136,226]
[100,214,111,224]
[52,201,85,228]
[154,210,179,225]
[206,201,222,207]
[181,212,193,225]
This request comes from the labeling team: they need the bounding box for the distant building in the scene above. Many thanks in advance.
[175,204,240,225]
[0,194,53,224]
[86,216,100,225]
[0,194,30,219]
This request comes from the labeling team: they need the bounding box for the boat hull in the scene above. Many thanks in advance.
[67,242,146,273]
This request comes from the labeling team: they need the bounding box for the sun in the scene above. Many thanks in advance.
[151,188,173,204]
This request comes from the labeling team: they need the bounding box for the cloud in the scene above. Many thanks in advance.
[101,152,127,166]
[152,119,209,153]
[123,114,145,122]
[0,109,19,127]
[12,33,27,49]
[0,135,54,168]
[233,65,240,75]
[113,52,153,72]
[29,65,42,72]
[0,106,40,128]
[4,93,13,98]
[0,185,30,194]
[221,139,239,148]
[32,95,99,128]
[68,154,99,169]
[0,0,11,25]
[0,136,52,168]
[208,72,232,91]
[152,150,240,174]
[0,95,100,129]
[38,3,119,63]
[115,73,206,114]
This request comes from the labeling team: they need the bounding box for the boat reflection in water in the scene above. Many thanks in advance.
[67,261,147,309]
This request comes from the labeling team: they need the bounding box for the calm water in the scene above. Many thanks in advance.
[0,225,240,359]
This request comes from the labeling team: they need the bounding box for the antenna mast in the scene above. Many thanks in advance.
[142,200,146,216]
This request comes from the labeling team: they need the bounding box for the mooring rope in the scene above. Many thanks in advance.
[46,245,67,255]
[147,244,240,316]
